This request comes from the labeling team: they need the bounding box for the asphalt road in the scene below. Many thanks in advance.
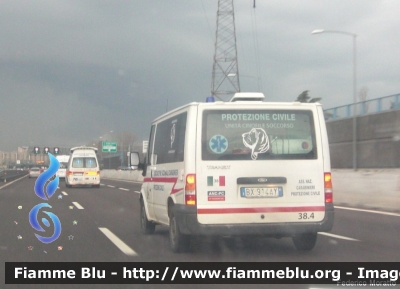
[1,176,400,289]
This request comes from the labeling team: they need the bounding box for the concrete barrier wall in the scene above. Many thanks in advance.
[1,170,28,182]
[326,109,400,168]
[331,169,400,212]
[101,169,400,213]
[101,170,144,182]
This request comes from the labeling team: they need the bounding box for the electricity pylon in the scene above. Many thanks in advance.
[211,0,240,101]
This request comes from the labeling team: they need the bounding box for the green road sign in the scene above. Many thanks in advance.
[102,142,117,152]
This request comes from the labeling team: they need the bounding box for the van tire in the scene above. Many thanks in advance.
[169,207,190,253]
[292,232,317,251]
[140,200,155,234]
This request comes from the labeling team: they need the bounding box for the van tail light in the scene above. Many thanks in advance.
[324,172,333,203]
[97,171,100,175]
[185,174,196,206]
[66,170,73,176]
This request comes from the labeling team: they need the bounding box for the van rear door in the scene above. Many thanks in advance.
[196,105,327,226]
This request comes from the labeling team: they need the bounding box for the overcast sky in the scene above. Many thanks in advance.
[0,0,399,151]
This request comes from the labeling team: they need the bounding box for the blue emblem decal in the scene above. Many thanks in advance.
[209,135,228,154]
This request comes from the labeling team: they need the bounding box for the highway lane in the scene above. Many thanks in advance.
[0,176,132,263]
[1,176,400,288]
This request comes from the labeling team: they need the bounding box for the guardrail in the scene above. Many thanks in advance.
[0,169,28,183]
[324,93,400,121]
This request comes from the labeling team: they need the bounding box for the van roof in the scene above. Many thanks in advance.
[229,92,265,102]
[152,95,322,123]
[56,155,70,160]
[70,146,98,153]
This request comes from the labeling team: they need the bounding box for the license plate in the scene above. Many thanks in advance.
[240,187,283,198]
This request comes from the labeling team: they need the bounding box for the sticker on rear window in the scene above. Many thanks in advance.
[242,128,269,160]
[170,121,176,147]
[209,135,228,154]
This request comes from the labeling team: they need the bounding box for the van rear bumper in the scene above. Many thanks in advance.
[174,204,334,237]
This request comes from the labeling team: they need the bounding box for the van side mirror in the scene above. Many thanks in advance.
[129,152,147,175]
[129,152,140,168]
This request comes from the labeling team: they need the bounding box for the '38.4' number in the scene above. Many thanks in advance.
[298,212,314,220]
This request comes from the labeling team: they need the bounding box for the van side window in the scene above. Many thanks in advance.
[147,125,156,165]
[153,112,187,164]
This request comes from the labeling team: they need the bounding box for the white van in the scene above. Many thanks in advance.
[130,93,334,252]
[65,146,100,188]
[56,155,70,179]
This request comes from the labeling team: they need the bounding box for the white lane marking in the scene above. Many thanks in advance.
[72,202,84,209]
[107,185,115,188]
[318,232,360,242]
[119,188,129,191]
[335,206,400,217]
[100,184,105,186]
[62,191,68,196]
[98,227,137,256]
[134,191,141,194]
[100,177,142,184]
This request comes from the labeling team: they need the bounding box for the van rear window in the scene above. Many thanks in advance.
[202,110,317,161]
[72,157,98,168]
[59,162,68,168]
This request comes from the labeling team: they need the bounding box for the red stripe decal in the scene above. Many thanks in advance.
[197,206,325,214]
[143,177,182,195]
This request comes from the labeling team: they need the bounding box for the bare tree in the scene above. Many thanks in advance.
[295,90,332,119]
[116,131,133,151]
[295,90,321,103]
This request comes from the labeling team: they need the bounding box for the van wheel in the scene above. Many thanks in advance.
[169,208,190,253]
[292,232,317,251]
[140,200,155,234]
